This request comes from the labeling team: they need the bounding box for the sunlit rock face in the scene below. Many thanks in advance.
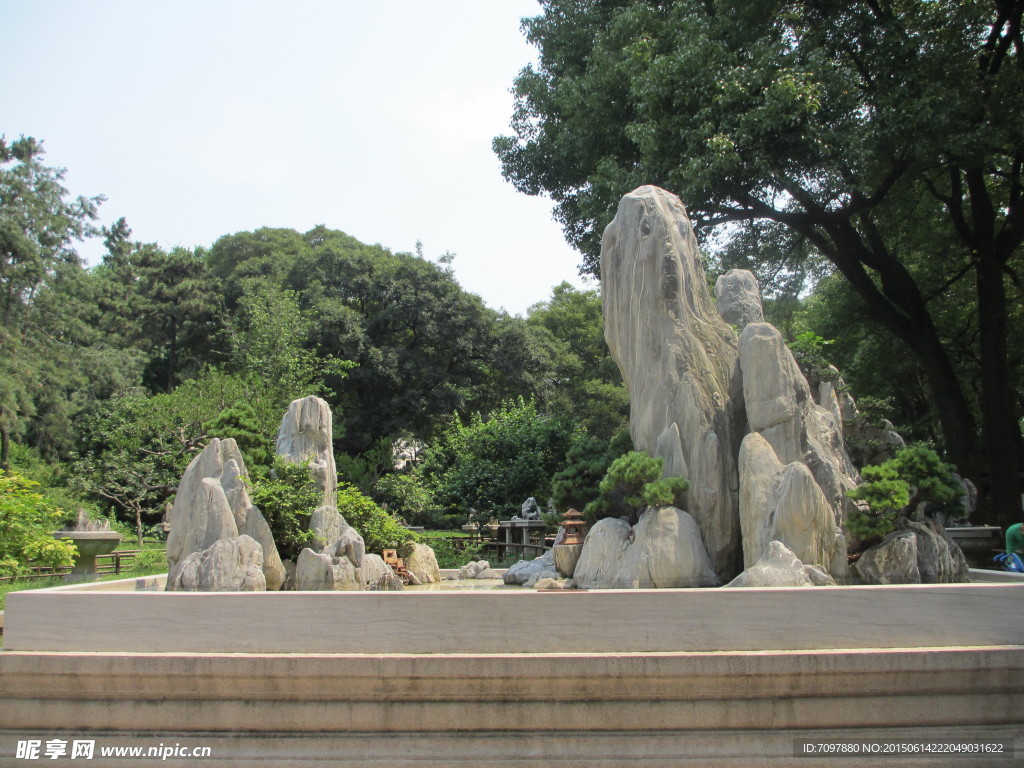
[167,534,266,592]
[737,323,857,579]
[853,518,968,585]
[714,269,764,331]
[601,185,745,580]
[573,506,720,590]
[166,437,285,591]
[725,540,836,588]
[276,396,338,508]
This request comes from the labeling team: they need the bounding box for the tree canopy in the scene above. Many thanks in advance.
[495,0,1024,522]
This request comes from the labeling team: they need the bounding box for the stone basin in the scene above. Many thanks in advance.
[51,530,123,582]
[3,573,1021,765]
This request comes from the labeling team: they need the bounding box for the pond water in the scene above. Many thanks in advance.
[405,577,519,591]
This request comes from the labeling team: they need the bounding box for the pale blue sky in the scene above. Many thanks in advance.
[1,0,591,314]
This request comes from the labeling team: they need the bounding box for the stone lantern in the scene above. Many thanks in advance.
[553,508,587,578]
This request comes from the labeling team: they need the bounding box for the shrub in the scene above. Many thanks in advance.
[550,428,633,513]
[846,444,964,542]
[418,532,487,569]
[374,472,433,524]
[335,483,415,553]
[0,471,78,578]
[207,402,274,472]
[247,457,321,560]
[418,398,575,521]
[789,331,841,387]
[584,451,688,523]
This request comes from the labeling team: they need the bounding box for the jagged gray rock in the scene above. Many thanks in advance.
[460,560,500,579]
[295,546,361,591]
[503,527,566,587]
[404,543,441,584]
[276,396,338,507]
[503,552,560,587]
[725,540,836,588]
[293,512,366,591]
[853,518,969,584]
[166,438,285,590]
[601,185,745,579]
[573,507,720,590]
[714,269,764,330]
[308,505,347,553]
[738,432,843,573]
[166,535,266,592]
[738,322,858,580]
[363,553,404,590]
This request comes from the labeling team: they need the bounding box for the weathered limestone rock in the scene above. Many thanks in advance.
[714,269,764,330]
[404,543,441,584]
[602,186,745,578]
[295,546,361,591]
[573,507,720,590]
[504,527,566,587]
[322,524,365,570]
[739,432,844,574]
[739,323,860,540]
[503,552,560,588]
[363,553,404,590]
[460,560,499,579]
[167,535,266,592]
[725,540,836,588]
[166,438,285,591]
[276,396,338,508]
[853,518,969,585]
[308,505,347,554]
[294,512,366,591]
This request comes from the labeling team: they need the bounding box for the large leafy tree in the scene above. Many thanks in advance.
[0,137,104,467]
[526,282,629,439]
[417,397,577,520]
[208,226,545,452]
[495,0,1024,523]
[96,220,218,393]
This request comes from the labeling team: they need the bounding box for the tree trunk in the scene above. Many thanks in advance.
[976,253,1024,526]
[166,316,178,394]
[0,422,9,472]
[135,505,145,547]
[821,223,982,482]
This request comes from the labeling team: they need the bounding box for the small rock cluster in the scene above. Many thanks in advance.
[166,396,439,592]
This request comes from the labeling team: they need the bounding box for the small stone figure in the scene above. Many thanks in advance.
[520,497,542,520]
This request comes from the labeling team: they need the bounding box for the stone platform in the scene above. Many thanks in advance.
[1,577,1021,765]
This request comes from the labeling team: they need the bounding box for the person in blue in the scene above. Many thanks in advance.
[1006,523,1024,557]
[996,522,1024,571]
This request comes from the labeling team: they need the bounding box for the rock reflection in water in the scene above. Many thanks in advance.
[405,578,518,592]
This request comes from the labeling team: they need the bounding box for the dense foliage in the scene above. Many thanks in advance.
[334,483,415,554]
[246,458,322,561]
[418,398,577,522]
[0,134,650,551]
[847,445,966,542]
[0,471,78,577]
[584,451,689,524]
[550,428,633,514]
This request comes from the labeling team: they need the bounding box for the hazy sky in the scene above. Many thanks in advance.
[2,0,592,315]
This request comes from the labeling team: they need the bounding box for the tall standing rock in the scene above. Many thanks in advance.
[739,323,860,526]
[601,186,745,578]
[276,396,338,508]
[166,438,285,590]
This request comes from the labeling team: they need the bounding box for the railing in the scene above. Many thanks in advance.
[0,549,163,583]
